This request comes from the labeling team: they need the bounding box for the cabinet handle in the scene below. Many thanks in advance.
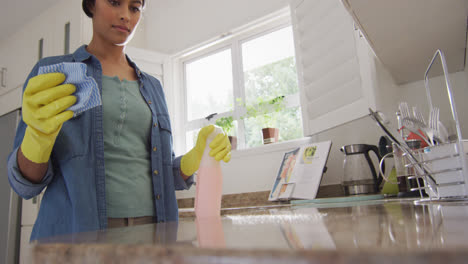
[1,67,6,88]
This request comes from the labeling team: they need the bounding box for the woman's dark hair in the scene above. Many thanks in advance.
[82,0,146,18]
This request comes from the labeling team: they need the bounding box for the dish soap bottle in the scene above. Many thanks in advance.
[195,126,224,218]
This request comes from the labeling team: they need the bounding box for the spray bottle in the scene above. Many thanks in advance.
[195,125,224,218]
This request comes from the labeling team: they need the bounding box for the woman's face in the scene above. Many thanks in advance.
[91,0,143,46]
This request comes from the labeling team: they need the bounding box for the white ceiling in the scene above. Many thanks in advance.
[0,0,62,44]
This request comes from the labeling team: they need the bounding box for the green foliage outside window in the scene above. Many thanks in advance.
[215,116,235,135]
[244,57,299,104]
[241,56,303,148]
[237,95,286,128]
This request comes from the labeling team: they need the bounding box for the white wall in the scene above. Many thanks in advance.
[398,71,468,139]
[143,0,290,54]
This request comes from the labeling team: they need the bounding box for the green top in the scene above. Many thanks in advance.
[102,75,154,218]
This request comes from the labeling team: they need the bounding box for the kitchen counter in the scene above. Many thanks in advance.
[32,197,468,263]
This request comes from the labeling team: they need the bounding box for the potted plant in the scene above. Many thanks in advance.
[215,116,237,150]
[238,96,286,145]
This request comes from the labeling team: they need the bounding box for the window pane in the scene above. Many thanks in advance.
[185,49,234,121]
[185,129,198,152]
[244,107,303,148]
[242,26,298,105]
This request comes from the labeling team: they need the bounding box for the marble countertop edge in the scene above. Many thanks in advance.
[33,243,468,264]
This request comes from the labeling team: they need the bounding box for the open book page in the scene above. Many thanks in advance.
[269,148,300,201]
[269,141,332,201]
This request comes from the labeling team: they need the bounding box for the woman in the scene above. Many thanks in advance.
[7,0,231,240]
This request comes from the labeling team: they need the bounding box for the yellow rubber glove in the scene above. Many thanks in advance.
[180,125,232,176]
[20,73,76,163]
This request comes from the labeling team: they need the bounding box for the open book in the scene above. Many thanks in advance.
[268,140,332,201]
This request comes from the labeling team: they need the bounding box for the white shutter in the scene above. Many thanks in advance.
[291,0,374,136]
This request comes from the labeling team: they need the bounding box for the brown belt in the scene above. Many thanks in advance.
[107,216,155,228]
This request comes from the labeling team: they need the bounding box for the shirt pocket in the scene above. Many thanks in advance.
[157,114,174,165]
[52,114,89,162]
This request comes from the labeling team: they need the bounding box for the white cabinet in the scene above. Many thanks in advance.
[291,0,377,136]
[0,67,6,91]
[0,29,44,98]
[0,14,53,100]
[0,0,87,117]
[19,226,33,264]
[20,192,43,264]
[2,2,166,261]
[341,0,467,85]
[21,194,43,227]
[0,1,89,260]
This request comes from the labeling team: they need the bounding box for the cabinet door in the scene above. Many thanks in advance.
[0,67,6,93]
[19,226,33,264]
[0,37,41,98]
[291,0,376,136]
[0,17,52,116]
[48,8,82,56]
[21,193,43,227]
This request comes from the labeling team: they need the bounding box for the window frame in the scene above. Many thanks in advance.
[174,8,302,153]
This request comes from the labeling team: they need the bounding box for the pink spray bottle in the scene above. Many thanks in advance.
[194,125,224,218]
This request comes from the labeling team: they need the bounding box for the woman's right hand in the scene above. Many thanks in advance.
[20,72,76,164]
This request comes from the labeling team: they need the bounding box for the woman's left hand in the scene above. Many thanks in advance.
[180,125,231,176]
[209,133,231,162]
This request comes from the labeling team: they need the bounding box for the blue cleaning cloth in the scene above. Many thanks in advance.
[38,62,101,117]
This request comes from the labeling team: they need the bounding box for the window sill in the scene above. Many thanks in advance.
[230,137,314,158]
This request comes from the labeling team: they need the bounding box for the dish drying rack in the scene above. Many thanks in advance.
[370,50,468,202]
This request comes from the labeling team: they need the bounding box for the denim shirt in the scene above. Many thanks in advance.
[7,45,193,241]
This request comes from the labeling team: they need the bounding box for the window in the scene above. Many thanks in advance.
[180,14,303,151]
[241,26,303,148]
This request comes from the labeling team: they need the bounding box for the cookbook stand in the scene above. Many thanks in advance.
[408,50,468,202]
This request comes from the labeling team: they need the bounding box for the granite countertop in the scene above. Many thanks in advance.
[32,198,468,263]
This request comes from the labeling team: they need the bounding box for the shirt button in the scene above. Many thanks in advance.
[154,123,158,127]
[156,194,161,200]
[153,147,157,151]
[154,170,159,175]
[148,100,152,104]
